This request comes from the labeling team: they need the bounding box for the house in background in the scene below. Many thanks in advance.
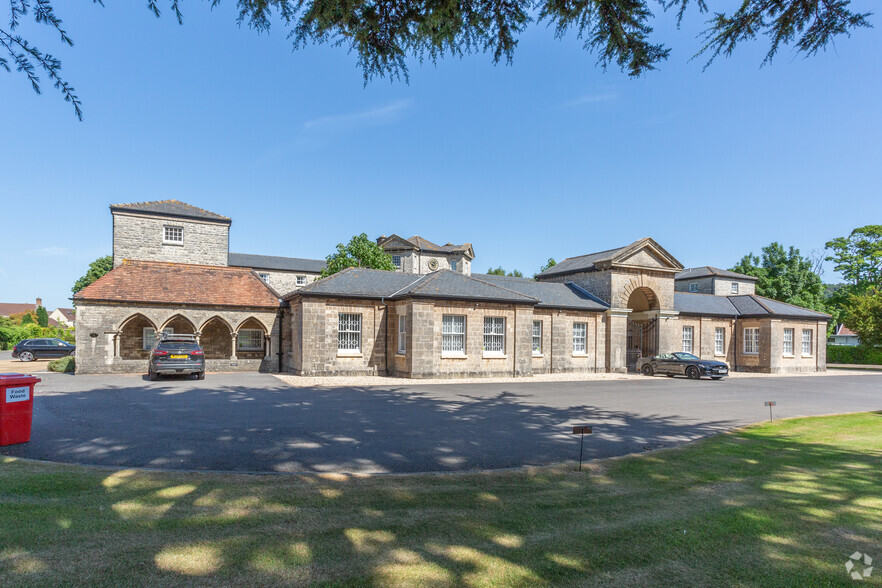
[377,235,474,275]
[49,308,76,328]
[0,298,44,320]
[828,324,860,346]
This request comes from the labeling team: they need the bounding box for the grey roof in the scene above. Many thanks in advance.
[676,292,830,320]
[674,293,739,317]
[229,253,326,273]
[289,268,538,304]
[378,234,474,257]
[110,200,231,223]
[535,246,628,278]
[473,274,609,311]
[675,266,758,282]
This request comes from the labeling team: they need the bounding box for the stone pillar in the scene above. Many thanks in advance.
[195,331,202,346]
[606,308,631,373]
[657,310,681,355]
[513,305,534,377]
[230,332,238,360]
[768,319,783,373]
[409,301,435,378]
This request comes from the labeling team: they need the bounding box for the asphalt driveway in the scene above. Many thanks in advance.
[2,372,880,474]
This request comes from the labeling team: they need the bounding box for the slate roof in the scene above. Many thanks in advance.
[290,268,421,299]
[378,234,474,256]
[398,271,537,303]
[74,260,279,308]
[535,238,682,279]
[472,274,609,311]
[0,302,36,317]
[229,253,326,274]
[675,266,758,282]
[675,292,830,320]
[110,200,231,223]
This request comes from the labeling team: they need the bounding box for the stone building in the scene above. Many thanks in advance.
[74,201,829,376]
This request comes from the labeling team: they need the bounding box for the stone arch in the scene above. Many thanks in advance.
[626,286,659,312]
[236,317,269,360]
[118,313,157,360]
[200,316,232,360]
[159,314,197,335]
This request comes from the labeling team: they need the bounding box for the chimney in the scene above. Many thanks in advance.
[36,297,42,308]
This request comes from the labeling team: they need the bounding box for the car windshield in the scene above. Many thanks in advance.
[673,352,699,361]
[157,342,200,350]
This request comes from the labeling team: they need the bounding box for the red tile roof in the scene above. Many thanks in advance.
[73,260,280,308]
[835,324,857,337]
[0,303,36,317]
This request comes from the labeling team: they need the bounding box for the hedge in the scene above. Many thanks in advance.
[827,344,882,365]
[47,356,75,373]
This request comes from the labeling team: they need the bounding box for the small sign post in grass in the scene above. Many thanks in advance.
[765,401,776,422]
[572,425,592,471]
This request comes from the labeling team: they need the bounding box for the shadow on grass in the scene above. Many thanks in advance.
[1,412,880,586]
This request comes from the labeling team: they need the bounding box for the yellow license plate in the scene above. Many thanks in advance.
[170,355,188,359]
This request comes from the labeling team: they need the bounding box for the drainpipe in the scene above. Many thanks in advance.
[277,305,286,373]
[380,297,389,377]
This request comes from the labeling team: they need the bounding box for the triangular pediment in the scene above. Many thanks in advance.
[378,234,417,251]
[609,238,684,272]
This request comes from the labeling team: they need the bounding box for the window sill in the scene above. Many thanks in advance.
[572,353,589,358]
[802,354,813,358]
[162,241,184,247]
[714,353,726,357]
[441,353,468,360]
[783,354,794,358]
[336,351,362,358]
[743,352,759,356]
[482,353,507,359]
[394,353,406,358]
[532,353,544,358]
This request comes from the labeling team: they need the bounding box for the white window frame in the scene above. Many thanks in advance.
[532,320,542,355]
[237,329,264,351]
[143,327,173,350]
[682,326,694,354]
[163,225,184,245]
[397,315,406,355]
[258,272,270,282]
[801,329,813,356]
[450,260,458,271]
[442,315,466,355]
[296,275,307,286]
[337,313,361,353]
[573,322,587,355]
[743,328,759,355]
[483,317,506,356]
[731,282,739,294]
[689,282,699,293]
[391,255,402,269]
[714,327,725,356]
[783,328,794,356]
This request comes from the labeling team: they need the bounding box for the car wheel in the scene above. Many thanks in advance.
[641,364,654,376]
[68,350,76,357]
[19,351,34,362]
[196,371,205,380]
[148,369,157,382]
[686,366,700,380]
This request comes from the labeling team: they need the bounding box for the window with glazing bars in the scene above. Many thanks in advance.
[296,275,306,286]
[238,329,264,351]
[715,327,725,355]
[573,323,587,353]
[744,328,759,354]
[398,315,406,354]
[442,315,465,353]
[391,255,402,269]
[783,328,794,355]
[532,321,542,354]
[802,329,812,355]
[483,317,505,353]
[731,282,739,294]
[163,225,183,243]
[682,326,693,353]
[337,313,361,351]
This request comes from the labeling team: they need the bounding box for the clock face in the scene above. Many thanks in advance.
[428,259,439,271]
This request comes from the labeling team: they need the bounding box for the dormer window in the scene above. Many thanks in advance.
[451,260,458,271]
[689,282,698,292]
[163,225,183,245]
[731,282,739,294]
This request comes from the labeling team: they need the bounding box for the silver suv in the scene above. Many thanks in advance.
[148,333,205,381]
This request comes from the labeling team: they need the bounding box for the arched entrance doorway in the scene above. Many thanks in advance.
[626,287,659,371]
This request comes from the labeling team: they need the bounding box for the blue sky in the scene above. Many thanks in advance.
[1,2,879,311]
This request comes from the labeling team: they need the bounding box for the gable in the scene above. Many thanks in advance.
[618,248,671,269]
[379,234,417,251]
[610,239,683,272]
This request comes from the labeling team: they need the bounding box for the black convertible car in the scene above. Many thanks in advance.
[636,352,728,380]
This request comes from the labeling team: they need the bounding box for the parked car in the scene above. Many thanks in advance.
[148,333,205,381]
[637,352,728,380]
[12,338,76,361]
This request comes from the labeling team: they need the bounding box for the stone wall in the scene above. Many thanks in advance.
[676,316,737,364]
[674,276,714,294]
[292,298,387,376]
[530,309,606,374]
[256,271,320,297]
[112,211,229,267]
[75,302,281,374]
[713,279,756,296]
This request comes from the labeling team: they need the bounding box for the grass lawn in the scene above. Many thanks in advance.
[1,413,881,587]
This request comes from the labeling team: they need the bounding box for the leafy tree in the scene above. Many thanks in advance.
[35,305,49,327]
[731,242,827,313]
[20,312,34,326]
[535,258,557,277]
[487,267,523,277]
[322,233,396,278]
[5,1,873,119]
[825,225,882,292]
[842,288,882,348]
[72,255,113,295]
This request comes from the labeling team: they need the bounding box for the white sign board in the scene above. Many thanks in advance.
[5,386,29,403]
